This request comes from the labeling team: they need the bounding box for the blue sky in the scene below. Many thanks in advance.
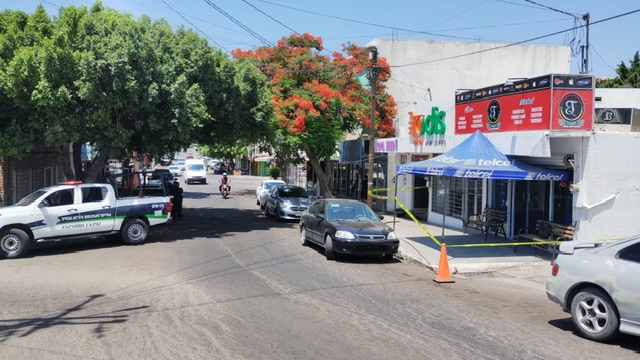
[3,0,640,78]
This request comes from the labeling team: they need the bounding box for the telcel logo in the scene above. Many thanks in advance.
[535,173,564,181]
[478,159,511,167]
[457,169,494,178]
[437,156,464,164]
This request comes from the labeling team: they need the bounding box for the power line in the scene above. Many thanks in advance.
[203,0,274,47]
[240,0,299,36]
[590,44,619,72]
[391,8,640,68]
[255,0,491,42]
[523,0,580,18]
[159,0,231,53]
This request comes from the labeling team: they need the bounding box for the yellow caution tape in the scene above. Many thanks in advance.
[366,186,572,249]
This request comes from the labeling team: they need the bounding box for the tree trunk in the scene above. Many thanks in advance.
[84,150,111,183]
[59,143,76,180]
[306,151,333,198]
[72,142,85,181]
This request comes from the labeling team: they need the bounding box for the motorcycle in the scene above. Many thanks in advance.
[221,183,229,199]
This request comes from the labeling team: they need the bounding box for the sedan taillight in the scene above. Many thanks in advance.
[551,263,559,276]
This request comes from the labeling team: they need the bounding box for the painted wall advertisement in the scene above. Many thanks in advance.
[454,74,594,134]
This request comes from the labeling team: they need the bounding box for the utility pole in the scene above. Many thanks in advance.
[581,13,590,74]
[366,46,378,207]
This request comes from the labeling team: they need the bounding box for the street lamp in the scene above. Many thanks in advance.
[366,46,378,207]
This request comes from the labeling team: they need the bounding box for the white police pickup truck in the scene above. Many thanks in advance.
[0,180,173,259]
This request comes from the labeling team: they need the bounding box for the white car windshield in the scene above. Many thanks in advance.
[188,164,205,171]
[264,182,283,190]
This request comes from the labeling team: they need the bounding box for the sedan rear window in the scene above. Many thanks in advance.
[278,187,307,198]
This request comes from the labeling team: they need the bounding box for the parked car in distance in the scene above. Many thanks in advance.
[213,161,227,174]
[147,169,174,186]
[546,236,640,342]
[160,155,172,166]
[299,199,398,261]
[256,179,286,207]
[168,165,181,177]
[264,185,310,221]
[176,157,186,171]
[184,159,207,184]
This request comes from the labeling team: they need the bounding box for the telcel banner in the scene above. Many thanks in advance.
[454,74,594,134]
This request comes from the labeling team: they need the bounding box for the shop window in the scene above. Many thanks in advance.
[431,177,465,220]
[431,177,482,220]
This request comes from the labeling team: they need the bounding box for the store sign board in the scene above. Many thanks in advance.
[408,106,447,146]
[454,74,593,134]
[375,137,399,153]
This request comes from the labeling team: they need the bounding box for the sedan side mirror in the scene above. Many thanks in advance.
[315,214,325,221]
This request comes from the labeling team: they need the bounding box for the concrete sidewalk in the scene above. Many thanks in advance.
[384,214,554,278]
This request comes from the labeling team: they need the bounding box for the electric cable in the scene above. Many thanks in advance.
[203,0,274,47]
[391,8,640,68]
[159,0,231,53]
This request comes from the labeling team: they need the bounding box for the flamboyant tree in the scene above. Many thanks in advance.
[233,33,396,197]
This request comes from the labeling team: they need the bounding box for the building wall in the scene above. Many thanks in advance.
[0,145,64,205]
[595,88,640,108]
[369,39,572,211]
[574,132,640,241]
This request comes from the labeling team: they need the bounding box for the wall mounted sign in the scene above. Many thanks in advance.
[408,106,447,146]
[454,74,594,134]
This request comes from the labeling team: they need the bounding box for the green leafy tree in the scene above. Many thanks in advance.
[597,51,640,88]
[0,2,272,182]
[233,33,396,197]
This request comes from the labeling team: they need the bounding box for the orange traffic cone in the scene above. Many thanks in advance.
[434,243,455,283]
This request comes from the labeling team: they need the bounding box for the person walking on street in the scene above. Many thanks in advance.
[360,175,368,202]
[171,180,184,218]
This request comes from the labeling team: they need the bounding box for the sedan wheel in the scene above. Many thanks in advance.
[570,288,620,342]
[324,234,336,260]
[300,227,309,246]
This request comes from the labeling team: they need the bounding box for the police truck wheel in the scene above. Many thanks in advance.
[0,228,31,259]
[121,219,148,245]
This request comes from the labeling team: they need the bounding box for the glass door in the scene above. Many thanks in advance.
[512,181,548,235]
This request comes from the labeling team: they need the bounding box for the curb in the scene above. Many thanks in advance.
[398,247,551,275]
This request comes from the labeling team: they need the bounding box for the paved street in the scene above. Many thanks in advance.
[1,174,638,360]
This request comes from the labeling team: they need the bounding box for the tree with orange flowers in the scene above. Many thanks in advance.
[233,33,396,197]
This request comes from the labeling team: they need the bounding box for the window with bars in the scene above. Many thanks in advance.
[431,177,483,221]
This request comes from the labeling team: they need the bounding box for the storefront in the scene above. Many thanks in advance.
[388,74,592,239]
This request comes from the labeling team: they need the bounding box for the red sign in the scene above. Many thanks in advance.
[455,74,593,134]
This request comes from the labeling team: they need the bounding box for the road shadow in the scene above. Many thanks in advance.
[548,318,640,353]
[403,231,553,262]
[0,294,147,341]
[23,196,298,258]
[302,241,401,264]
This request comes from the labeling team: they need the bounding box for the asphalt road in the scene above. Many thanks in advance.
[1,174,638,360]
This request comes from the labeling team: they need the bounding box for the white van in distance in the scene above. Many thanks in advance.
[184,159,207,184]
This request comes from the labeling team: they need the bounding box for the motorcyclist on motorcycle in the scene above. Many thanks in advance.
[219,172,231,194]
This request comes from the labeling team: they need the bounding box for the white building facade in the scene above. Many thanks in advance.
[370,39,640,242]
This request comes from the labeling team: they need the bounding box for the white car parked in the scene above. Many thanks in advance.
[168,165,181,177]
[546,236,640,342]
[256,179,285,208]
